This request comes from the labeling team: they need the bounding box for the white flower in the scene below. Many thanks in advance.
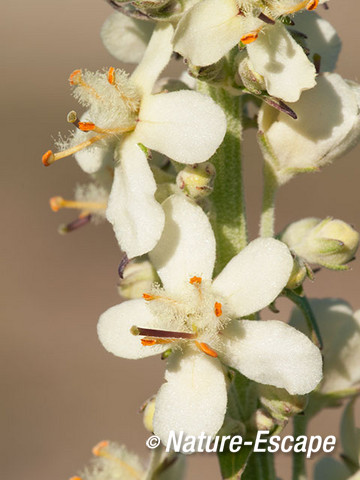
[290,298,360,394]
[258,72,360,185]
[173,0,317,101]
[43,23,226,258]
[98,195,322,444]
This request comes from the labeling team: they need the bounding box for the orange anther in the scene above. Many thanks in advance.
[143,293,155,301]
[69,477,82,480]
[190,276,202,285]
[141,339,157,346]
[69,69,82,85]
[42,150,54,166]
[49,196,63,212]
[214,302,222,317]
[195,341,218,358]
[240,32,259,45]
[92,440,109,456]
[78,122,95,132]
[108,67,115,85]
[306,0,318,10]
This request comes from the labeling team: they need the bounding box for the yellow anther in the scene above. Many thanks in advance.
[108,67,115,85]
[92,440,109,457]
[214,302,222,317]
[190,276,202,285]
[195,341,218,358]
[241,32,259,45]
[69,69,82,85]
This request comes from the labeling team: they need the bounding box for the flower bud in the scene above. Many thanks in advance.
[237,53,266,95]
[187,58,227,85]
[142,396,156,433]
[258,73,360,185]
[249,409,276,433]
[286,256,307,290]
[176,162,216,199]
[281,218,359,270]
[135,0,178,19]
[118,260,157,299]
[258,385,307,422]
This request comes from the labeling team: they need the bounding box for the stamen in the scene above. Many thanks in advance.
[108,67,115,85]
[131,325,197,339]
[42,134,106,166]
[141,337,175,346]
[306,0,319,10]
[49,196,106,212]
[240,32,259,45]
[78,121,96,132]
[92,440,110,456]
[195,341,218,358]
[58,214,92,234]
[258,12,275,24]
[214,302,222,317]
[69,477,82,480]
[142,292,177,304]
[190,276,202,285]
[69,69,82,85]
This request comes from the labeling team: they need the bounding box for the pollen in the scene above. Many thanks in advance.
[141,339,157,346]
[78,121,95,132]
[214,302,222,317]
[190,276,202,285]
[92,440,110,456]
[143,293,156,301]
[240,32,259,45]
[195,341,218,358]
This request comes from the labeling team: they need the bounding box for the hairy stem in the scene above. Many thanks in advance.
[292,415,308,480]
[196,82,247,274]
[260,162,278,238]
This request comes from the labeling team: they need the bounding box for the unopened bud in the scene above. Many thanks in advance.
[187,58,227,85]
[249,409,277,433]
[286,256,307,290]
[136,0,177,19]
[117,260,157,299]
[281,218,359,270]
[237,53,266,95]
[142,396,156,432]
[258,385,307,422]
[176,162,216,199]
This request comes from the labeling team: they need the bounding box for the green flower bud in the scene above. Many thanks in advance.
[134,0,178,19]
[237,53,266,95]
[176,162,216,199]
[281,218,360,270]
[258,385,308,423]
[118,260,157,299]
[187,58,227,85]
[249,409,277,433]
[286,255,307,290]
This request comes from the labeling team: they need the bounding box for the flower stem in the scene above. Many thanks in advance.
[292,415,308,480]
[284,289,323,349]
[260,161,278,238]
[196,82,247,275]
[243,451,276,480]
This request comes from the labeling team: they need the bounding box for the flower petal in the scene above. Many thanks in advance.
[97,299,168,359]
[212,238,293,317]
[131,22,174,96]
[136,90,226,164]
[149,195,216,292]
[106,136,164,258]
[221,320,323,395]
[173,0,262,66]
[101,12,154,64]
[153,349,227,445]
[290,12,341,73]
[290,298,360,394]
[258,73,360,185]
[247,23,316,102]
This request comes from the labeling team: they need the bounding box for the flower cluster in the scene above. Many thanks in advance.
[43,0,360,478]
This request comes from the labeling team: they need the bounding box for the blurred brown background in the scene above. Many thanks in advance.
[1,1,359,479]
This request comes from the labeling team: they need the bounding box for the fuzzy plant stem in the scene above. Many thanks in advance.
[196,81,248,275]
[292,415,308,480]
[260,161,278,238]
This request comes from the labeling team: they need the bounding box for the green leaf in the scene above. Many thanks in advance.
[218,443,253,479]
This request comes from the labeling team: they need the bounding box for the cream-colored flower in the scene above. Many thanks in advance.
[43,24,226,258]
[98,195,322,444]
